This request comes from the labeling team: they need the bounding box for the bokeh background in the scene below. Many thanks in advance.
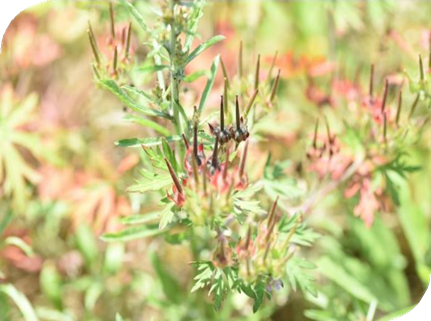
[1,1,431,320]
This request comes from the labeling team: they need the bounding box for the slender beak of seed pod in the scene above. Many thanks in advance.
[270,69,281,103]
[419,54,425,81]
[208,122,215,135]
[182,133,190,150]
[313,118,319,149]
[236,95,241,131]
[109,2,116,39]
[245,89,259,118]
[381,79,389,113]
[193,120,200,165]
[254,54,261,91]
[211,135,220,169]
[164,157,183,195]
[220,95,225,131]
[125,22,132,60]
[324,117,332,145]
[244,225,251,251]
[396,90,402,126]
[266,196,279,229]
[87,22,101,66]
[239,140,249,179]
[113,46,118,75]
[409,93,420,119]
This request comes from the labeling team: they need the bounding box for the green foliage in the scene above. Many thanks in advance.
[0,88,41,211]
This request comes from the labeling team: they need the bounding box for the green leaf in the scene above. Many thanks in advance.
[184,0,204,52]
[118,0,150,33]
[183,70,208,83]
[318,256,376,303]
[159,203,175,230]
[161,138,179,172]
[0,284,38,321]
[286,257,317,297]
[101,225,161,242]
[115,313,125,321]
[151,252,182,303]
[99,79,170,119]
[252,280,266,313]
[138,64,170,73]
[128,174,172,193]
[75,225,98,267]
[198,55,220,114]
[120,211,160,225]
[0,209,12,236]
[122,85,154,102]
[115,135,182,148]
[103,243,124,274]
[40,263,63,310]
[186,35,225,65]
[122,114,170,136]
[4,236,33,257]
[377,306,414,321]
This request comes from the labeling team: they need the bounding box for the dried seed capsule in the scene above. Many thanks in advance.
[232,96,249,143]
[219,95,231,145]
[207,135,220,176]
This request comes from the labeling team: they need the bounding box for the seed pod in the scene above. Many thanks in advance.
[409,93,420,119]
[267,196,279,229]
[109,2,116,39]
[267,50,278,83]
[313,118,319,149]
[182,133,190,149]
[244,89,259,118]
[381,79,389,113]
[207,135,220,175]
[232,96,249,143]
[165,158,183,195]
[218,95,231,145]
[125,22,132,60]
[113,46,118,75]
[254,54,261,90]
[238,140,249,180]
[193,120,202,166]
[270,69,281,102]
[396,90,402,126]
[419,54,425,81]
[87,22,100,66]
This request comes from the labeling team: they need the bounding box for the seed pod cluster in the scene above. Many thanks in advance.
[209,95,250,146]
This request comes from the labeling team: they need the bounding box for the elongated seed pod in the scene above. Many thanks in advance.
[239,140,249,179]
[109,2,116,39]
[270,69,281,102]
[267,196,279,228]
[381,79,389,113]
[254,54,261,90]
[313,118,319,149]
[236,95,241,130]
[396,90,402,126]
[164,158,183,194]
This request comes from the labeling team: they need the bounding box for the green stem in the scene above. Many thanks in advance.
[168,0,185,164]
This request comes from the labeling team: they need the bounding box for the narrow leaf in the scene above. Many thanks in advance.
[115,135,181,147]
[199,55,220,114]
[186,36,225,65]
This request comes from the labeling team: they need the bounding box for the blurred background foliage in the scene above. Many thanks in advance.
[1,0,431,320]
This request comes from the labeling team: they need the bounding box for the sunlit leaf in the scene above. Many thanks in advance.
[186,35,225,65]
